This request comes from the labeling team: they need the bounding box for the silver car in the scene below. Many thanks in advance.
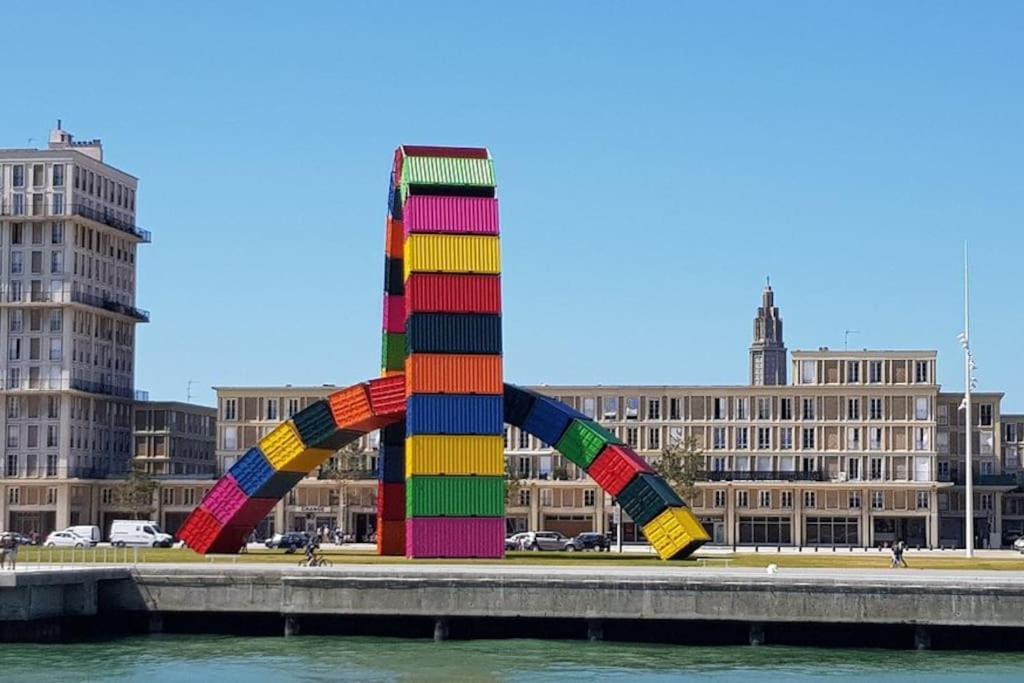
[520,531,568,551]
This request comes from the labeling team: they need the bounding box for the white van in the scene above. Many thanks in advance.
[63,525,101,546]
[109,520,173,547]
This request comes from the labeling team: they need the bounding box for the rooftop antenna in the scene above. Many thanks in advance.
[843,329,860,351]
[187,379,198,402]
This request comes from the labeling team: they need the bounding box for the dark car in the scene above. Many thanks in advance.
[564,532,611,552]
[264,532,309,552]
[2,532,34,546]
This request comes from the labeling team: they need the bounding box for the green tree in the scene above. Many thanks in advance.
[653,435,707,504]
[114,463,158,520]
[505,458,524,507]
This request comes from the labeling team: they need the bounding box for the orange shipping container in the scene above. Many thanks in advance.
[385,218,404,258]
[405,354,502,395]
[377,519,406,556]
[328,384,377,432]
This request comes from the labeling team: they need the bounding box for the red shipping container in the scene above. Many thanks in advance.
[401,145,489,160]
[377,519,406,556]
[404,196,499,236]
[367,375,406,418]
[177,507,223,554]
[382,294,406,334]
[229,497,278,528]
[405,517,504,558]
[405,274,501,314]
[205,524,251,554]
[587,444,654,498]
[377,482,406,521]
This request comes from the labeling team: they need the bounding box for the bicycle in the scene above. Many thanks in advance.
[298,550,332,567]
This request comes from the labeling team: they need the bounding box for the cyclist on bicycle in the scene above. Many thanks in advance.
[304,535,320,565]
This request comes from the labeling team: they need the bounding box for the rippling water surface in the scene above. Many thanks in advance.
[2,636,1022,682]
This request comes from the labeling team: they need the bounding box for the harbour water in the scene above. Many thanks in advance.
[2,635,1023,682]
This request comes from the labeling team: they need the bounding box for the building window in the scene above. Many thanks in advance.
[802,398,815,420]
[979,404,993,427]
[869,361,883,383]
[1006,423,1018,443]
[916,491,929,509]
[224,427,238,451]
[800,360,816,384]
[736,427,748,450]
[781,491,793,508]
[183,489,196,506]
[602,397,618,421]
[713,490,726,508]
[869,428,882,451]
[758,490,771,508]
[871,491,884,509]
[584,489,596,506]
[582,398,596,419]
[980,431,994,456]
[647,427,660,451]
[625,427,638,448]
[847,361,860,383]
[914,361,929,383]
[6,454,17,477]
[870,457,883,480]
[848,491,861,509]
[8,488,20,504]
[518,430,529,450]
[757,398,770,420]
[668,426,683,446]
[12,165,25,187]
[287,399,299,417]
[101,488,113,505]
[711,457,727,472]
[7,425,19,447]
[625,397,639,420]
[669,398,681,420]
[805,517,859,546]
[738,516,792,544]
[736,491,749,508]
[647,399,660,421]
[914,397,929,421]
[914,427,929,451]
[869,398,883,420]
[780,398,793,420]
[847,398,860,420]
[10,251,23,274]
[52,164,64,187]
[847,428,861,451]
[735,398,748,420]
[780,427,793,450]
[162,488,175,505]
[265,399,278,421]
[803,491,816,508]
[517,489,530,506]
[757,427,771,450]
[713,398,727,420]
[980,494,993,511]
[713,428,726,450]
[801,428,815,449]
[223,399,237,421]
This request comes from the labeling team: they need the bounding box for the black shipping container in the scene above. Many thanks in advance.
[406,313,502,355]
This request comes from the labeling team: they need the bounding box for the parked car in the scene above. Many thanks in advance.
[515,531,568,551]
[3,532,33,546]
[564,532,611,552]
[109,520,174,548]
[265,532,309,552]
[62,525,101,546]
[505,532,532,551]
[1014,537,1024,554]
[45,531,88,548]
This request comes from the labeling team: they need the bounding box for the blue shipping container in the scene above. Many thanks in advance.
[406,314,502,355]
[522,394,585,446]
[503,383,536,428]
[618,473,685,527]
[228,447,304,500]
[407,394,503,435]
[381,422,406,447]
[378,443,405,483]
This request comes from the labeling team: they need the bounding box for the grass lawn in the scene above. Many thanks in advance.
[15,546,1024,571]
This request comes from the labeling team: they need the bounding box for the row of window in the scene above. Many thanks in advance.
[797,359,931,385]
[710,425,933,452]
[5,454,60,478]
[717,489,930,510]
[72,165,135,211]
[5,485,60,504]
[0,163,63,189]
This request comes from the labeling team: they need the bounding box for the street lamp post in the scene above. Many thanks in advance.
[959,243,977,558]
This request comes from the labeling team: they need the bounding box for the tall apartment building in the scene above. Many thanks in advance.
[0,124,149,534]
[133,401,216,477]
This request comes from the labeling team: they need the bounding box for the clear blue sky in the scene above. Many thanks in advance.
[3,3,1022,409]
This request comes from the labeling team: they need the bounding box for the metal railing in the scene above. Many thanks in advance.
[939,473,1018,487]
[706,470,825,482]
[0,286,149,322]
[70,289,150,322]
[71,202,151,242]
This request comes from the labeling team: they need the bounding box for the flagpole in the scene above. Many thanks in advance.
[964,242,974,558]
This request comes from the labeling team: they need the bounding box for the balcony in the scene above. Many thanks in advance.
[66,467,112,480]
[317,468,377,481]
[0,286,149,322]
[71,202,151,242]
[706,470,825,482]
[70,289,150,322]
[939,473,1018,487]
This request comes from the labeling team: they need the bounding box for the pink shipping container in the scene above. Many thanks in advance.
[200,474,248,525]
[382,293,406,334]
[403,196,499,236]
[405,517,505,558]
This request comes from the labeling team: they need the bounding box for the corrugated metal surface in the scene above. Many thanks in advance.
[378,443,405,483]
[367,375,407,417]
[384,257,404,295]
[401,145,489,159]
[587,444,653,498]
[405,517,505,558]
[642,506,710,560]
[230,496,278,528]
[253,469,304,500]
[405,274,501,314]
[382,294,406,333]
[406,354,502,395]
[618,473,685,527]
[378,481,406,521]
[204,524,252,554]
[176,507,222,553]
[328,385,375,432]
[522,394,584,447]
[228,447,274,498]
[406,395,503,435]
[258,421,307,471]
[404,196,499,236]
[406,476,504,517]
[404,234,500,279]
[293,400,360,451]
[381,332,407,372]
[377,519,406,556]
[385,218,404,258]
[503,383,536,427]
[200,474,247,525]
[400,156,495,188]
[556,419,623,470]
[405,435,505,476]
[406,314,502,355]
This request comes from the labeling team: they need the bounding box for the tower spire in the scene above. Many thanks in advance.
[750,282,787,385]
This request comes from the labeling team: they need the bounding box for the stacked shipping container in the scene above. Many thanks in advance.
[397,146,506,558]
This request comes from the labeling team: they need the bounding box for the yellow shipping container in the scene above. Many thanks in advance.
[258,420,333,474]
[403,234,500,280]
[642,506,711,560]
[405,435,505,476]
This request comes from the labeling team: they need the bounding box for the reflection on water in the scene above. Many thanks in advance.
[1,636,1022,682]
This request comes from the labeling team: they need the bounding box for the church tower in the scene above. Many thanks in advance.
[750,279,787,385]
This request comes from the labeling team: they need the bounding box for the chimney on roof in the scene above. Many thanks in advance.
[49,122,103,162]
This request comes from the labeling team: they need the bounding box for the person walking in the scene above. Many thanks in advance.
[2,534,18,570]
[896,540,909,568]
[0,533,11,570]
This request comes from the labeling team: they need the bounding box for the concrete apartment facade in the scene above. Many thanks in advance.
[0,125,149,535]
[133,401,216,477]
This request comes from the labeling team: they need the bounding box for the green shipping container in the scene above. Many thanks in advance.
[406,475,505,517]
[556,419,623,470]
[381,332,406,372]
[400,157,495,201]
